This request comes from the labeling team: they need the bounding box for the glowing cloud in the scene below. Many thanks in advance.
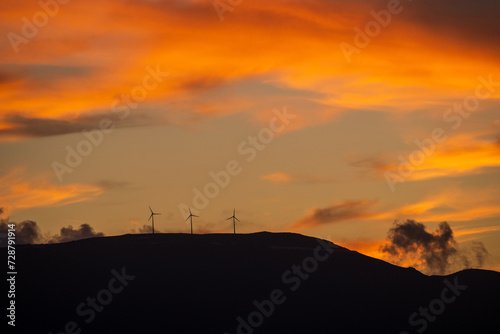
[0,168,104,212]
[261,172,333,184]
[2,0,500,139]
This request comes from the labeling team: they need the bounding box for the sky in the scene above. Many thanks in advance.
[1,0,500,274]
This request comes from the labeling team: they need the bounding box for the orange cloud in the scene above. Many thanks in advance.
[290,185,500,232]
[261,172,334,184]
[453,225,500,242]
[2,0,500,139]
[0,168,104,212]
[261,172,292,184]
[389,186,500,223]
[358,133,500,183]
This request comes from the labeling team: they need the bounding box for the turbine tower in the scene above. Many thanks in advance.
[148,206,161,234]
[226,208,240,234]
[185,207,199,234]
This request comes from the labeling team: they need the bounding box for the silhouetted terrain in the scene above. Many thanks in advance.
[11,232,500,333]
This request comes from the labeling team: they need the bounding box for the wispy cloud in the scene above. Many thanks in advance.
[0,168,104,212]
[260,172,334,185]
[289,185,500,232]
[354,134,500,182]
[290,199,377,230]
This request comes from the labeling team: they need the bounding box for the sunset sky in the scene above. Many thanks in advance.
[1,0,499,273]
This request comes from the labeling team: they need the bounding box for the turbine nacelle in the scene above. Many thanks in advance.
[226,208,240,234]
[147,206,161,234]
[185,207,199,234]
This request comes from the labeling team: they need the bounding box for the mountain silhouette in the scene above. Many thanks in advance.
[12,232,500,333]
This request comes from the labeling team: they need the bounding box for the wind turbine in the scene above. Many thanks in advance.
[148,206,161,234]
[185,207,199,234]
[226,209,240,234]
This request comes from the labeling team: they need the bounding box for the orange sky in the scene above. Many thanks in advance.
[1,0,500,274]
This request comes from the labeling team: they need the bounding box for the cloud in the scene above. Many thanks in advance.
[289,187,500,233]
[380,219,489,275]
[354,135,500,182]
[2,0,500,140]
[261,172,334,184]
[0,219,42,244]
[0,111,160,139]
[290,200,377,230]
[391,187,500,223]
[454,225,500,242]
[0,210,104,244]
[0,64,95,88]
[403,0,500,53]
[49,224,105,243]
[130,224,159,234]
[261,172,292,184]
[0,168,104,212]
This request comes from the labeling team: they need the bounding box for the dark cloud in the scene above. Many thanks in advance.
[405,0,500,52]
[0,64,95,88]
[178,77,226,93]
[49,224,105,244]
[290,200,376,230]
[138,224,157,234]
[0,218,42,244]
[381,219,489,275]
[0,114,95,137]
[0,210,104,245]
[0,111,159,138]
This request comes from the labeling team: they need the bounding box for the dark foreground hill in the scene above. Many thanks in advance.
[9,232,500,333]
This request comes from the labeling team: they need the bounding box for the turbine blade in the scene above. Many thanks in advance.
[188,207,192,215]
[185,216,190,222]
[193,215,199,218]
[226,217,232,220]
[149,206,153,213]
[235,218,240,222]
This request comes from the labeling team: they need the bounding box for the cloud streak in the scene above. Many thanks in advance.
[0,168,104,212]
[354,134,500,183]
[290,200,377,230]
[260,172,334,185]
